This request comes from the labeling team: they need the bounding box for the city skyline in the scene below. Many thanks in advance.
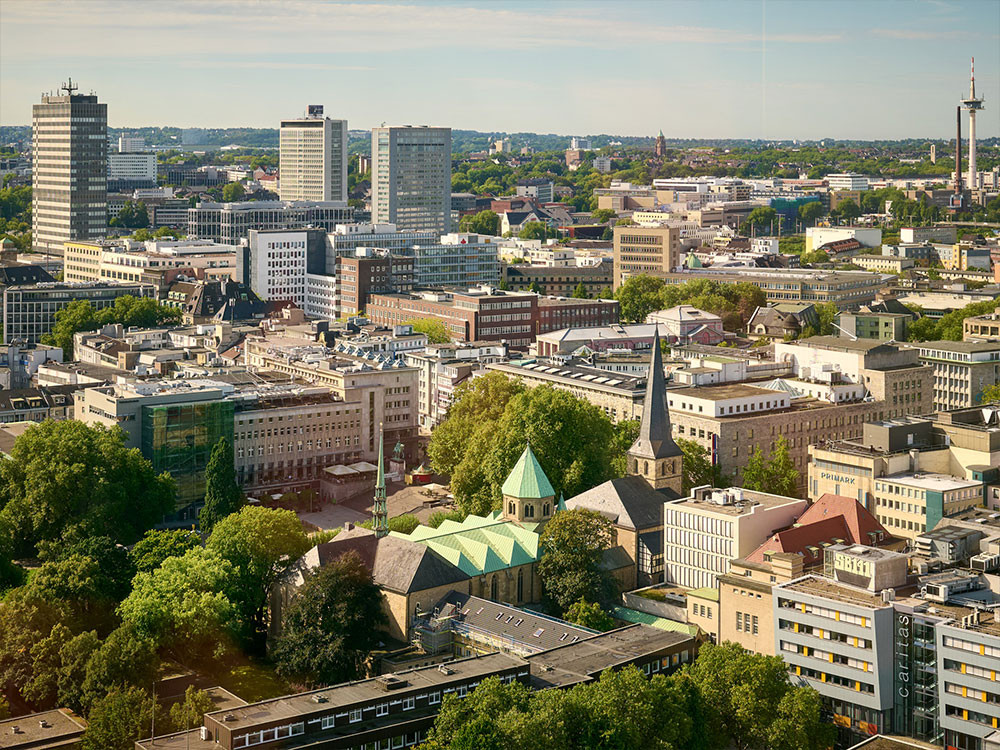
[1,0,998,140]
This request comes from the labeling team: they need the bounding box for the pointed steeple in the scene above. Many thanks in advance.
[630,330,681,461]
[556,492,567,512]
[372,423,388,538]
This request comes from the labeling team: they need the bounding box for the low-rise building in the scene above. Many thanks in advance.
[186,200,352,245]
[0,708,87,750]
[851,254,915,274]
[805,226,881,253]
[500,261,612,297]
[64,238,239,285]
[964,311,1000,342]
[645,305,725,345]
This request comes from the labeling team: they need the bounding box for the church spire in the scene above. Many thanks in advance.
[630,330,681,461]
[373,423,388,538]
[628,330,682,493]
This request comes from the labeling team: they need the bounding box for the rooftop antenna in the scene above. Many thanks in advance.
[61,77,78,95]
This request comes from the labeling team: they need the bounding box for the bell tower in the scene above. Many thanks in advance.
[628,331,683,493]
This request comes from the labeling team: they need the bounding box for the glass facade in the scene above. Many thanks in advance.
[141,400,234,514]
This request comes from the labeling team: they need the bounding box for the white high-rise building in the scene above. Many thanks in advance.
[32,80,107,255]
[117,133,146,153]
[279,105,348,202]
[371,126,451,234]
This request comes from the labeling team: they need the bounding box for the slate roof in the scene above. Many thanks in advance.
[629,329,681,460]
[0,264,56,286]
[565,475,676,531]
[428,591,597,652]
[300,526,468,595]
[394,512,541,576]
[501,444,555,499]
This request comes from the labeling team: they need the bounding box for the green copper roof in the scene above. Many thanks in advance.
[687,586,720,603]
[501,445,555,500]
[390,511,541,576]
[610,606,699,636]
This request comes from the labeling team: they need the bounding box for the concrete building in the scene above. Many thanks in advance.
[0,708,87,750]
[613,224,681,289]
[654,267,891,309]
[0,341,63,389]
[836,306,914,342]
[2,281,155,344]
[31,81,107,255]
[186,200,351,245]
[871,472,983,542]
[279,106,348,202]
[534,322,662,357]
[515,178,554,203]
[662,486,808,589]
[826,173,870,192]
[851,255,916,275]
[323,251,415,318]
[371,126,451,235]
[106,151,157,192]
[487,358,646,423]
[805,226,881,253]
[63,238,239,285]
[241,228,327,308]
[910,340,1000,410]
[964,311,1000,343]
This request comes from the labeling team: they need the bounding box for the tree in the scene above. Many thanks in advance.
[166,686,216,734]
[815,301,838,336]
[207,507,309,651]
[538,509,615,613]
[221,182,246,202]
[570,281,589,299]
[518,221,557,240]
[118,547,237,655]
[740,437,798,498]
[528,280,543,294]
[797,201,824,227]
[458,210,500,236]
[41,296,181,357]
[982,383,1000,404]
[590,208,617,223]
[0,421,175,556]
[80,626,159,713]
[405,317,451,344]
[271,551,386,686]
[38,533,136,603]
[677,438,729,494]
[685,642,833,750]
[199,438,244,532]
[799,249,829,265]
[21,555,117,633]
[838,199,861,223]
[563,598,614,631]
[614,274,666,322]
[129,529,202,574]
[740,206,778,236]
[81,685,156,750]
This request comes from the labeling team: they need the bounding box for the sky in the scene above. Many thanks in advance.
[1,0,999,140]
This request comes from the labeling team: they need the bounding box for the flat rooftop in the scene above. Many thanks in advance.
[668,383,773,400]
[201,652,525,732]
[0,708,87,748]
[525,624,692,689]
[881,473,981,492]
[672,487,804,517]
[781,576,890,609]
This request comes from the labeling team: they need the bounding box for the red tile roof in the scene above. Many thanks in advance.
[745,494,892,566]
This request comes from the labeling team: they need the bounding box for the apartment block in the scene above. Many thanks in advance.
[372,126,452,235]
[279,107,348,202]
[662,486,808,589]
[613,224,681,289]
[31,84,107,255]
[106,151,157,192]
[911,340,1000,410]
[241,228,328,307]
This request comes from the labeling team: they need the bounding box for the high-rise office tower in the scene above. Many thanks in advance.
[371,125,451,234]
[32,79,107,255]
[279,105,348,202]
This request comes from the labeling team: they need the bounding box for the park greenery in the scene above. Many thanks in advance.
[422,642,834,750]
[538,509,615,615]
[905,299,999,342]
[41,296,182,357]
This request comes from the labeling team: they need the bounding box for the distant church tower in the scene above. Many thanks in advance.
[654,129,667,158]
[628,331,683,493]
[501,444,556,526]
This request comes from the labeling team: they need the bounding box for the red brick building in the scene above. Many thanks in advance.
[365,288,619,347]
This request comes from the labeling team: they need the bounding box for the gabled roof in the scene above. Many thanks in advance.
[501,444,555,499]
[565,475,676,531]
[629,329,682,460]
[744,493,895,567]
